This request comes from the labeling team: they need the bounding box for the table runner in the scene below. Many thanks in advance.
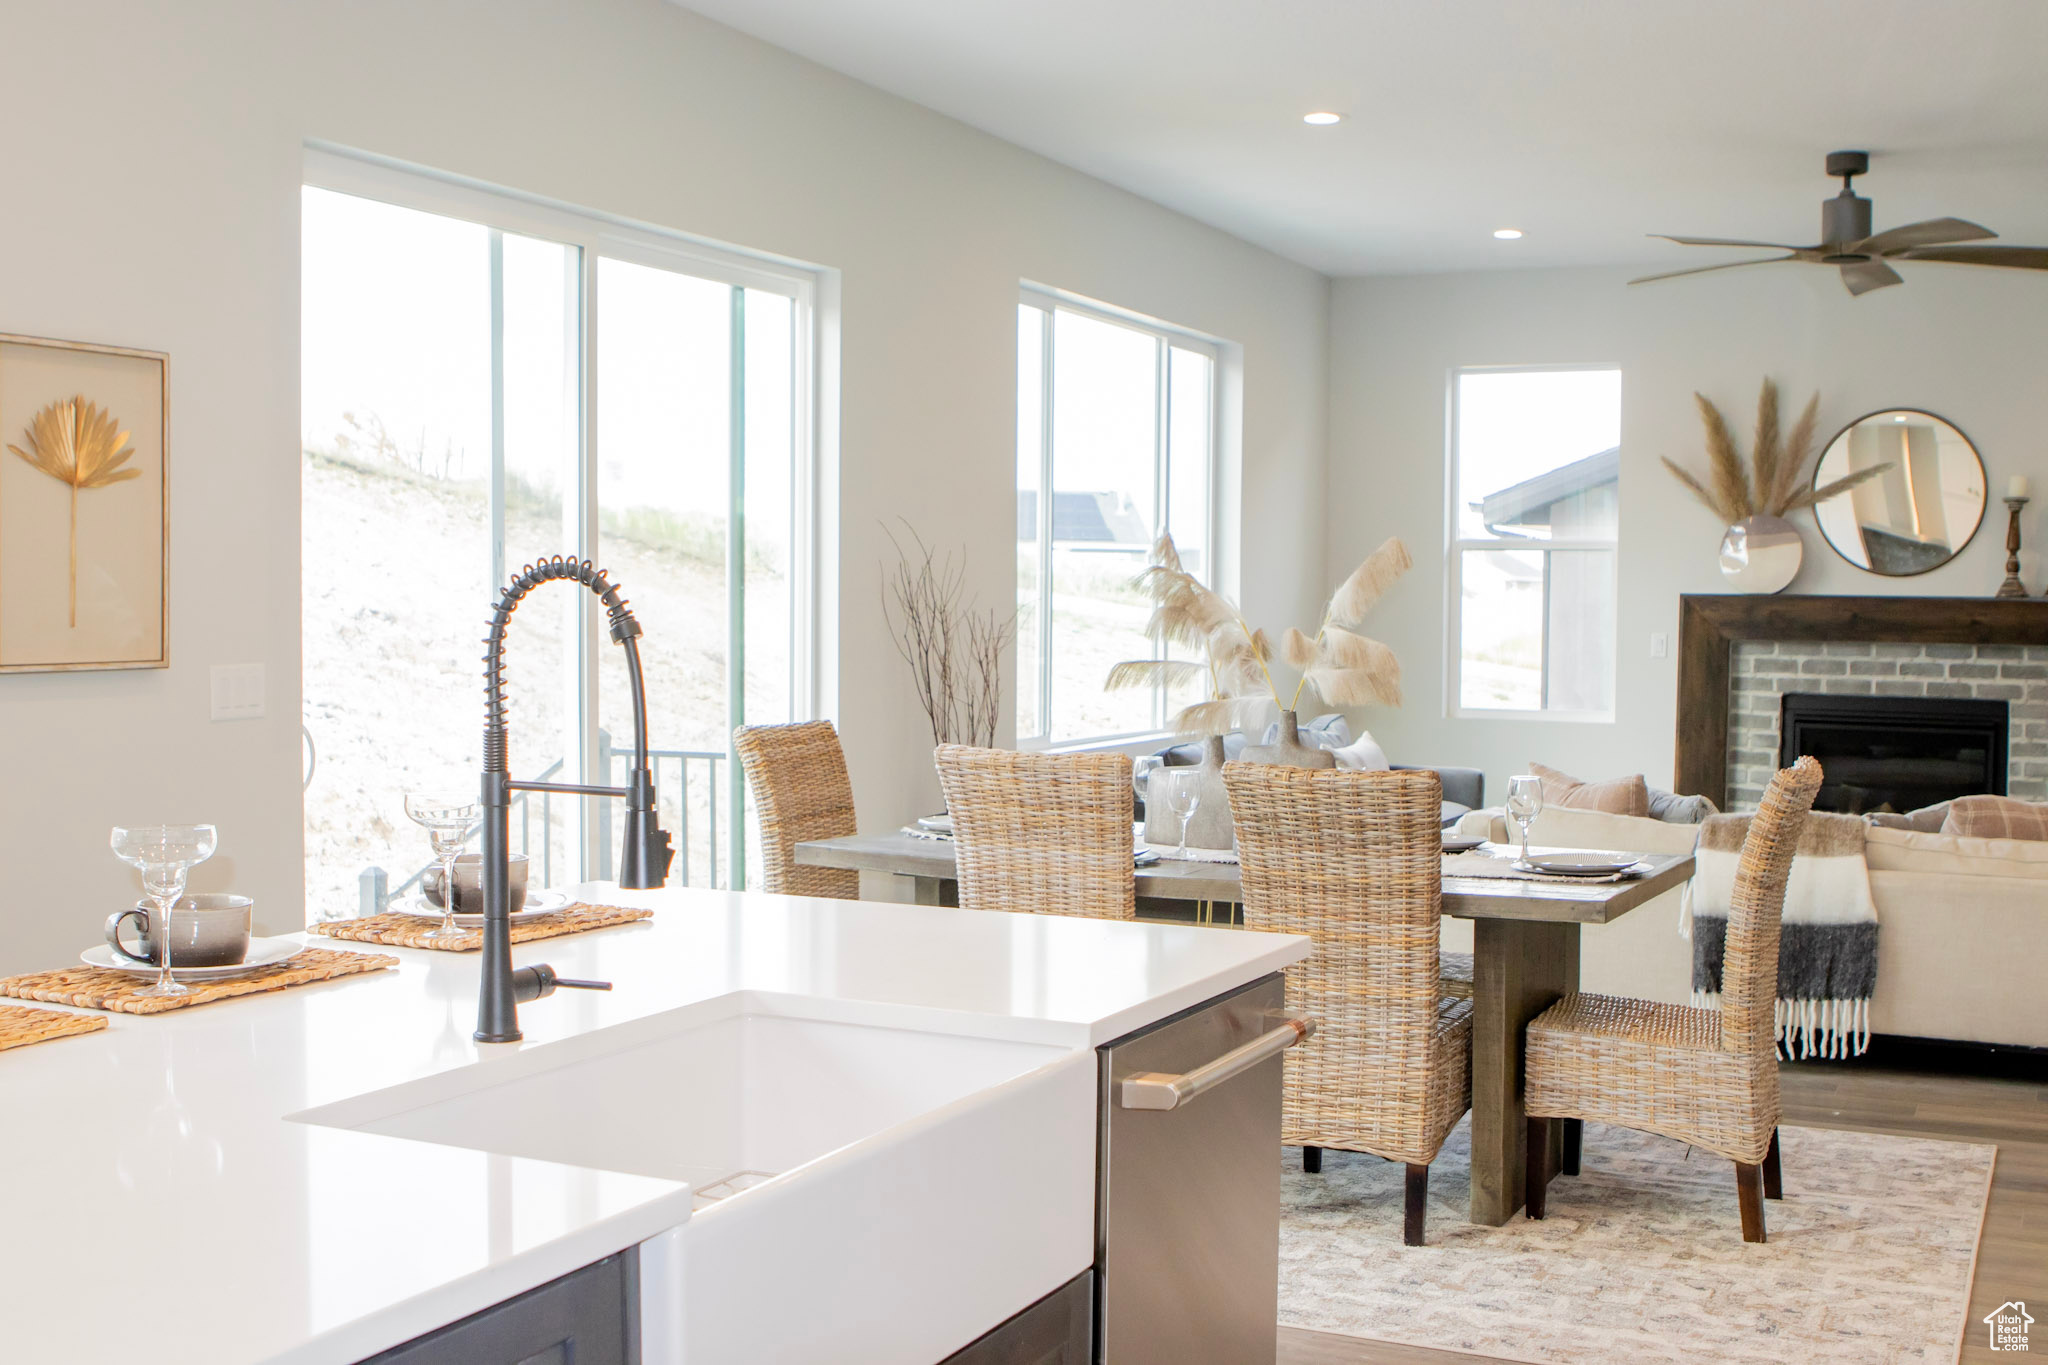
[1441,848,1647,884]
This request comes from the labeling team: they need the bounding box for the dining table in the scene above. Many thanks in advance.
[794,830,1696,1226]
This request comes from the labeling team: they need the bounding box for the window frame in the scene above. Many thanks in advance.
[302,145,823,883]
[1445,362,1621,724]
[1016,284,1222,751]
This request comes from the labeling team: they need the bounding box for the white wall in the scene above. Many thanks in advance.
[1328,263,2048,803]
[0,0,1328,974]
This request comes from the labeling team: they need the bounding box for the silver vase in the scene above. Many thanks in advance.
[1143,735,1236,850]
[1239,709,1336,769]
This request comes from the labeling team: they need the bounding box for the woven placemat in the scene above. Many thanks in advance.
[0,947,399,1016]
[311,902,652,952]
[0,1003,109,1051]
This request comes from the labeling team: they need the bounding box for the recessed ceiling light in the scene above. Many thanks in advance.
[1302,111,1343,126]
[1493,228,1524,240]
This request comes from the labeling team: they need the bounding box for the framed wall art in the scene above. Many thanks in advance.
[0,332,167,672]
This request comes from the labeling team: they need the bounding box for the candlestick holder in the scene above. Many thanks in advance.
[1996,495,2031,599]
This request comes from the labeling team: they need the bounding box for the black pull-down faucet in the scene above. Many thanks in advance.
[476,557,673,1043]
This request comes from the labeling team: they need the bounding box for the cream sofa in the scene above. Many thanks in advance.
[1453,805,2048,1050]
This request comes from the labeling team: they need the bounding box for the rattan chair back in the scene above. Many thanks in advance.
[1719,754,1824,1056]
[733,721,859,899]
[933,744,1136,920]
[1224,762,1462,1164]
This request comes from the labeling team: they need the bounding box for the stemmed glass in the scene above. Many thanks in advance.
[1132,756,1165,806]
[1164,771,1203,861]
[406,794,479,941]
[109,825,219,999]
[1506,774,1545,866]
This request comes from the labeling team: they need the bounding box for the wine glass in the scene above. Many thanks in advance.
[1132,756,1165,805]
[1506,774,1545,865]
[109,824,219,998]
[1164,770,1203,860]
[406,794,479,941]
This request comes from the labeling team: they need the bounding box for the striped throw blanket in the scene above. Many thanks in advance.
[1681,810,1878,1059]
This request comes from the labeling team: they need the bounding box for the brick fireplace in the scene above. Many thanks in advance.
[1727,642,2045,809]
[1676,595,2048,809]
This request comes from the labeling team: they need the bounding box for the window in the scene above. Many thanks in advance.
[1016,290,1216,747]
[1450,366,1620,716]
[301,156,815,917]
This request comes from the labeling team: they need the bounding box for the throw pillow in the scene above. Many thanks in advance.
[1867,801,1951,833]
[1331,731,1390,771]
[1940,795,2048,842]
[1648,788,1719,824]
[1529,761,1651,818]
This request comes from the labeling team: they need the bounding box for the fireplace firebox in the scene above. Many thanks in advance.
[1778,692,2007,814]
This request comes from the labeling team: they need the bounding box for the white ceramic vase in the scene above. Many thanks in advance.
[1719,515,1803,594]
[1239,709,1337,769]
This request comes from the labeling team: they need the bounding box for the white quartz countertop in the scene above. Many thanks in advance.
[0,886,1306,1365]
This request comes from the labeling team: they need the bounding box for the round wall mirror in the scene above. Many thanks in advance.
[1812,409,1986,575]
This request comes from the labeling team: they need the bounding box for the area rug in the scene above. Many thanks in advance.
[1280,1120,1992,1364]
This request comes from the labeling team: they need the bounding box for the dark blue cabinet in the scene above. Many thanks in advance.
[359,1248,638,1365]
[938,1271,1092,1364]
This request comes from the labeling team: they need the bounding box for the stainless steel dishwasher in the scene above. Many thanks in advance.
[1095,973,1313,1365]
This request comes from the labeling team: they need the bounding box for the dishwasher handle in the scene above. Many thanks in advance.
[1118,1014,1317,1111]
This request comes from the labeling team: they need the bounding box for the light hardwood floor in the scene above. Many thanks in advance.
[1278,1062,2048,1365]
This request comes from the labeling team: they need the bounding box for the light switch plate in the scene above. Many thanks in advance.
[210,663,266,720]
[1649,632,1670,659]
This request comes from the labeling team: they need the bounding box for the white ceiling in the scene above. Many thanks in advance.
[674,0,2048,276]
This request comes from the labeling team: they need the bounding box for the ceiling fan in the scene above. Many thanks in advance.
[1631,151,2048,296]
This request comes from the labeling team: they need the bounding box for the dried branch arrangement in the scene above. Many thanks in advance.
[1105,532,1411,736]
[882,522,1014,747]
[1662,379,1887,523]
[8,396,140,626]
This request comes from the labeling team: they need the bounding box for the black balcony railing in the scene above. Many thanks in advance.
[354,731,735,916]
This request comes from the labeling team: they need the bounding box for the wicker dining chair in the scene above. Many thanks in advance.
[1523,754,1823,1244]
[733,721,859,899]
[932,744,1136,920]
[1223,762,1474,1246]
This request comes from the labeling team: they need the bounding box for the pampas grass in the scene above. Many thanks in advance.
[1104,659,1208,693]
[1105,532,1410,735]
[1665,380,1889,524]
[1287,539,1410,711]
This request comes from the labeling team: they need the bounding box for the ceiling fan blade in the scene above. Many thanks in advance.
[1629,255,1798,285]
[1651,233,1812,251]
[1856,217,1998,255]
[1897,244,2048,270]
[1839,258,1904,295]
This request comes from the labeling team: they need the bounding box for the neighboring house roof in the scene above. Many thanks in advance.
[1017,490,1151,544]
[1476,446,1620,535]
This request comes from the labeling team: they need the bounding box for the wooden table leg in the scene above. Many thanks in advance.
[1468,917,1580,1226]
[907,875,957,907]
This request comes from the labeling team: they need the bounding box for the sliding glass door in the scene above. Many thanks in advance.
[300,165,812,918]
[592,257,798,889]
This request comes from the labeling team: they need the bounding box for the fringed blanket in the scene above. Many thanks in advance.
[1681,811,1878,1059]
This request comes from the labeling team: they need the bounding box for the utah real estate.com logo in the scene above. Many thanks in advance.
[1985,1301,2033,1352]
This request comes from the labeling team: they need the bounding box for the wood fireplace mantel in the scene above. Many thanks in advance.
[1676,594,2048,807]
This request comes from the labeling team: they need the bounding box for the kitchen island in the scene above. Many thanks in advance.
[0,887,1307,1364]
